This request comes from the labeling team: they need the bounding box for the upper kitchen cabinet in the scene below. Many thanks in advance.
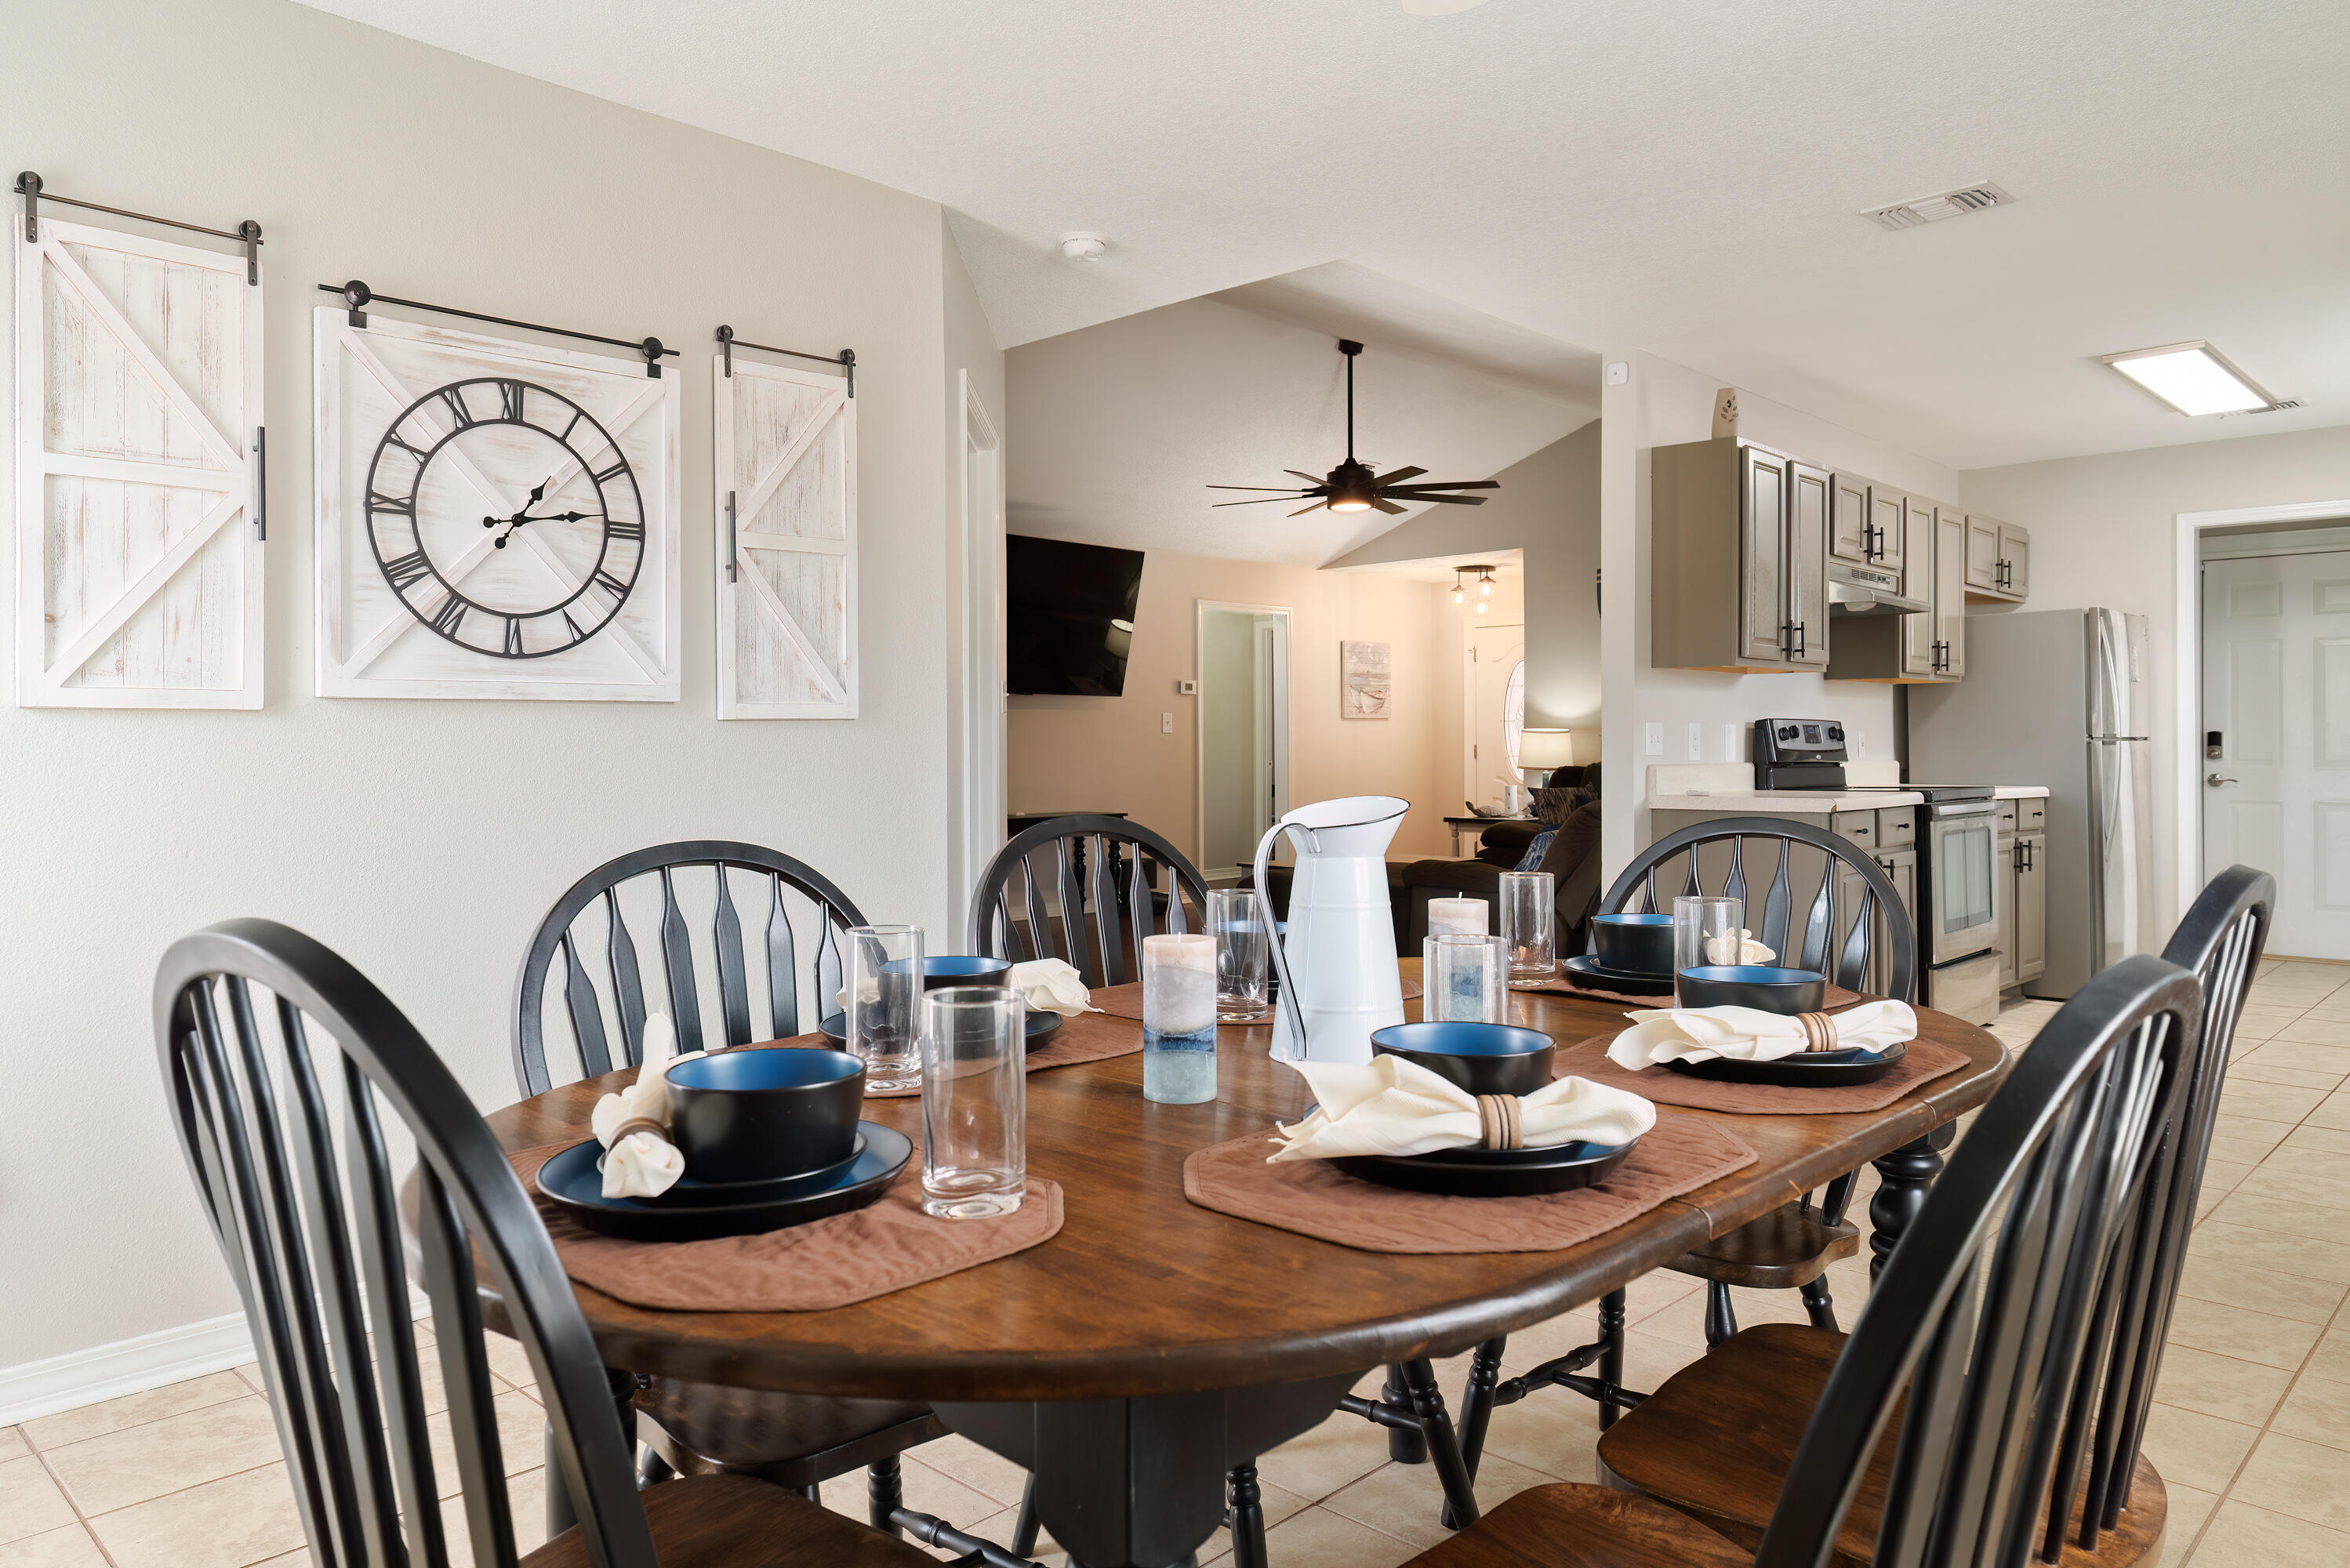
[1824,489,1948,683]
[1653,437,1831,673]
[1829,471,1906,579]
[1935,507,1969,677]
[1963,514,2032,603]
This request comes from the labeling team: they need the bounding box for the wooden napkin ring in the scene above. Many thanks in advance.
[1476,1094,1524,1151]
[1796,1012,1839,1053]
[608,1117,670,1146]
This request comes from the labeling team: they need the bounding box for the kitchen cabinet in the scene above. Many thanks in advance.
[1934,508,1968,677]
[1964,516,2032,604]
[1652,437,1832,673]
[1872,847,1918,995]
[1831,470,1909,580]
[1822,493,1955,684]
[1993,804,2049,993]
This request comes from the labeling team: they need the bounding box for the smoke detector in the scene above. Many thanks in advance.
[1057,231,1109,262]
[1861,183,2014,232]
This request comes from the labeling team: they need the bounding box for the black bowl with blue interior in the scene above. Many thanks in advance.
[881,954,1013,992]
[1672,965,1827,1015]
[664,1047,866,1184]
[1370,1021,1556,1098]
[1589,913,1676,976]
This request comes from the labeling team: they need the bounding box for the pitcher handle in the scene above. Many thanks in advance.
[1253,819,1310,1051]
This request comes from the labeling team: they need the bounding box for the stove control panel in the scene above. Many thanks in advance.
[1754,718,1850,764]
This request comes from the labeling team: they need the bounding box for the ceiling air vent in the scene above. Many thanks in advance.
[1863,183,2014,231]
[2219,398,2305,418]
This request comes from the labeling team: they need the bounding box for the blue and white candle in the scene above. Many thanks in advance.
[1142,932,1219,1104]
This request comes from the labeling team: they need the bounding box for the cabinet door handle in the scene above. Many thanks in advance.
[1795,621,1807,658]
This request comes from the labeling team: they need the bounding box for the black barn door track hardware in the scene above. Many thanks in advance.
[15,172,263,285]
[715,325,855,396]
[321,281,678,378]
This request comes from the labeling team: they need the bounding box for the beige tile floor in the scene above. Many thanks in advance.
[9,963,2350,1568]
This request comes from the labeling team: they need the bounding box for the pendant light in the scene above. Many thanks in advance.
[1452,563,1495,609]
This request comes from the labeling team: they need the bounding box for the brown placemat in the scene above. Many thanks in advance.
[1553,1033,1970,1114]
[1182,1112,1755,1254]
[1092,975,1421,1022]
[743,1009,1146,1098]
[1523,972,1867,1010]
[512,1145,1062,1312]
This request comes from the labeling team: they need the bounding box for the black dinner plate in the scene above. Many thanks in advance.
[1662,1040,1906,1087]
[536,1121,911,1240]
[1557,955,1675,996]
[651,1134,867,1207]
[818,1008,1063,1051]
[1333,1136,1636,1197]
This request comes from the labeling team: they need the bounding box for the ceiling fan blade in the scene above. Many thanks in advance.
[1289,500,1329,517]
[1207,485,1312,493]
[1368,498,1406,515]
[1372,465,1426,486]
[1214,494,1318,507]
[1285,470,1328,485]
[1410,493,1487,505]
[1385,479,1499,493]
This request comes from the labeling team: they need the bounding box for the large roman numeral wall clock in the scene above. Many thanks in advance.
[314,309,680,700]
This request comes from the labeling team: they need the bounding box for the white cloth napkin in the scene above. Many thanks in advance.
[1701,927,1777,965]
[1606,1000,1917,1069]
[1010,958,1098,1018]
[589,1014,703,1199]
[1267,1055,1655,1163]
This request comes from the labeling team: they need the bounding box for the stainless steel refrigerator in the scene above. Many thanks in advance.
[1909,608,2157,998]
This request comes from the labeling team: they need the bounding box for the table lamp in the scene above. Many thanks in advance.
[1517,728,1574,788]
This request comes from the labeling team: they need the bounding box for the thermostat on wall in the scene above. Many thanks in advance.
[1176,679,1199,695]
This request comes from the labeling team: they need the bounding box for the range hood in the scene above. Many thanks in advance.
[1827,559,1927,615]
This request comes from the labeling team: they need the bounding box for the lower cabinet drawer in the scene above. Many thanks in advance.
[1832,811,1876,848]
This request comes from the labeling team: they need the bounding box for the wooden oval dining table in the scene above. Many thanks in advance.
[477,964,2007,1568]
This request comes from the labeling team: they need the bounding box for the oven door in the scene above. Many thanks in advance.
[1926,801,2001,965]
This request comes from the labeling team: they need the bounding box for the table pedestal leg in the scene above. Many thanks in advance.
[1869,1123,1956,1280]
[936,1372,1355,1568]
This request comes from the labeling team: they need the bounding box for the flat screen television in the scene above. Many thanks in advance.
[1005,535,1146,696]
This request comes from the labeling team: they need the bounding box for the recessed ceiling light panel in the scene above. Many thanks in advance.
[2101,341,2277,416]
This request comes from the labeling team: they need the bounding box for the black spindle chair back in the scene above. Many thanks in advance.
[2054,865,2271,1555]
[969,815,1210,988]
[155,919,654,1568]
[512,840,867,1098]
[1752,953,2202,1568]
[1599,816,1917,1000]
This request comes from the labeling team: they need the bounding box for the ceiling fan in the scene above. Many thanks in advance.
[1208,339,1500,517]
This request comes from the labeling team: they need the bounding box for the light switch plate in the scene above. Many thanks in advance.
[1686,722,1702,760]
[1723,723,1743,762]
[1160,712,1173,733]
[1644,722,1663,756]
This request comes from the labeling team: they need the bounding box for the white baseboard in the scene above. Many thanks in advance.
[0,1312,257,1427]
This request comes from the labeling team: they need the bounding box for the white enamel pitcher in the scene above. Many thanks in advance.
[1251,796,1409,1063]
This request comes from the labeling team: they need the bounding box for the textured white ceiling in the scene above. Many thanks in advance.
[1005,296,1587,566]
[302,0,2350,469]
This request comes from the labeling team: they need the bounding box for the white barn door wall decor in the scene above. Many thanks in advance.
[711,355,856,718]
[14,219,264,708]
[314,307,681,701]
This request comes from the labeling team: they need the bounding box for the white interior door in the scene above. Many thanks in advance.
[15,218,263,707]
[2203,552,2350,958]
[1466,625,1525,811]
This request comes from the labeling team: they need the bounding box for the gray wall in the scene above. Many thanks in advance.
[1329,420,1602,735]
[2,0,990,1379]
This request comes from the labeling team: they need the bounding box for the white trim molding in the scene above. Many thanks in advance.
[0,1312,256,1426]
[2173,495,2350,913]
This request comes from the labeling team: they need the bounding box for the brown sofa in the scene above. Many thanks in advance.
[1397,771,1605,951]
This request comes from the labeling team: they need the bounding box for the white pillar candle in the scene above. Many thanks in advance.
[1428,898,1489,936]
[1142,932,1218,1036]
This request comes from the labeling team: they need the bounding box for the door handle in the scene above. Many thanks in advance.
[2205,773,2238,787]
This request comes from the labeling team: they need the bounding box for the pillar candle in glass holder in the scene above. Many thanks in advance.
[1424,933,1507,1022]
[1142,932,1219,1104]
[1426,897,1489,937]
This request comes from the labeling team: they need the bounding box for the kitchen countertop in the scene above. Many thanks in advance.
[1992,786,2050,800]
[1642,764,2048,812]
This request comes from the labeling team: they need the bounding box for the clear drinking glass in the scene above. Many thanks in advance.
[1425,933,1508,1022]
[1207,890,1270,1022]
[1499,870,1556,989]
[847,924,924,1094]
[919,986,1026,1218]
[1142,931,1219,1104]
[1673,896,1745,1001]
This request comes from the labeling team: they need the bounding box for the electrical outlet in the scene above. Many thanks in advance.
[1644,723,1663,756]
[1723,723,1742,762]
[1686,722,1702,760]
[1852,728,1867,758]
[1160,712,1173,734]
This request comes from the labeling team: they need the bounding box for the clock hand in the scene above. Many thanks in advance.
[490,510,592,547]
[484,476,563,528]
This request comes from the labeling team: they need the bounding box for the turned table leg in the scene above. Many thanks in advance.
[1869,1123,1956,1280]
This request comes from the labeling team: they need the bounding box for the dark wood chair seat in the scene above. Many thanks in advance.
[632,1377,943,1488]
[1668,1201,1859,1290]
[1397,1483,1756,1568]
[524,1473,932,1568]
[1593,1324,2168,1568]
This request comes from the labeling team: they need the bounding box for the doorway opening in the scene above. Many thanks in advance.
[2199,516,2350,960]
[1466,622,1527,814]
[955,374,1006,922]
[1197,603,1291,877]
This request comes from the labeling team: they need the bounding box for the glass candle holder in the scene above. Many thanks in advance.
[1207,889,1270,1022]
[1142,931,1219,1104]
[1425,933,1508,1023]
[1673,896,1745,1003]
[1499,870,1556,989]
[1426,897,1489,937]
[920,986,1026,1218]
[847,924,923,1094]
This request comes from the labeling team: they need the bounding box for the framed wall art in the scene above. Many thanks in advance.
[1341,639,1390,719]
